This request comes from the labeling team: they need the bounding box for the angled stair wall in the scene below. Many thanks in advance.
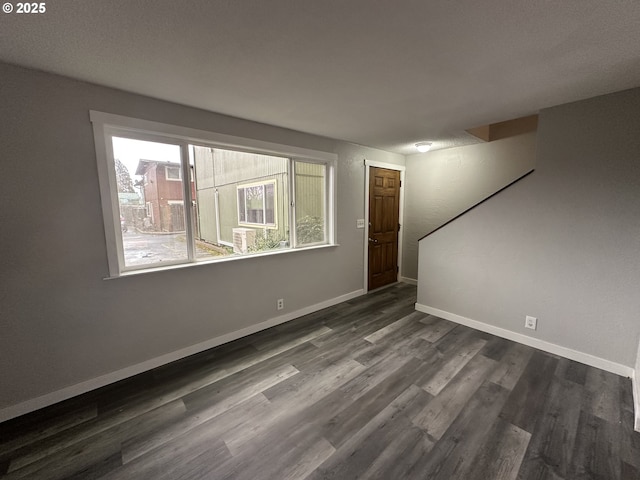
[402,132,536,281]
[415,89,640,433]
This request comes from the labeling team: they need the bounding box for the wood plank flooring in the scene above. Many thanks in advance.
[1,283,639,479]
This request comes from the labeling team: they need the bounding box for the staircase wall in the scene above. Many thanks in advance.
[416,88,640,370]
[402,132,536,280]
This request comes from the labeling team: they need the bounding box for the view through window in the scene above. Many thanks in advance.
[110,136,329,272]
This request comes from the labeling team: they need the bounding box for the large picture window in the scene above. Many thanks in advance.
[91,111,336,276]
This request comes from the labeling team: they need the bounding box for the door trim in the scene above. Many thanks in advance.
[364,160,406,293]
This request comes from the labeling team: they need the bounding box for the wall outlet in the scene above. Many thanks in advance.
[525,315,537,330]
[277,298,284,310]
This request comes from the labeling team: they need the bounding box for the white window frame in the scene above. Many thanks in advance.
[165,165,182,181]
[91,111,337,278]
[237,179,278,228]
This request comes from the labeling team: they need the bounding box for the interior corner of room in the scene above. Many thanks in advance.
[1,2,640,452]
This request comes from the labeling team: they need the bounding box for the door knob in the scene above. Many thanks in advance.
[368,237,378,243]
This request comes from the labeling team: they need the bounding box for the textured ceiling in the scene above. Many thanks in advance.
[1,0,639,154]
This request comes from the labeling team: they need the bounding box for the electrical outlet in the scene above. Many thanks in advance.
[525,315,537,330]
[277,299,284,310]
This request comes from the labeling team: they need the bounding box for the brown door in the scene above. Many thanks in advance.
[368,167,401,291]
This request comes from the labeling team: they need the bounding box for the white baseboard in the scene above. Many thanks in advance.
[415,303,634,378]
[399,276,418,286]
[0,289,365,423]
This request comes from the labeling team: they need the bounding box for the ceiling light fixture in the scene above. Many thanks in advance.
[415,142,432,153]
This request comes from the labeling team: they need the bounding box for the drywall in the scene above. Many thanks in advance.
[0,62,404,418]
[417,88,640,368]
[402,133,536,280]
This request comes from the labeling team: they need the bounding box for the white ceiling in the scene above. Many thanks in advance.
[2,0,640,155]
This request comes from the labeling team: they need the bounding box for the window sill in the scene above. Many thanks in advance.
[104,243,339,280]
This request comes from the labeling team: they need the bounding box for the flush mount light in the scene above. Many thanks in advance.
[415,142,432,153]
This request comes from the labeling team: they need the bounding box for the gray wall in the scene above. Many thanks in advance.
[417,88,640,367]
[402,133,536,280]
[0,62,404,413]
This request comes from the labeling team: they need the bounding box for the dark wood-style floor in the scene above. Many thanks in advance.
[1,284,639,479]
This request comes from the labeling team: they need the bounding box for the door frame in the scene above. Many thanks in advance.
[364,160,406,293]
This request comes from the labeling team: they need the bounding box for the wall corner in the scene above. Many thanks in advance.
[634,337,640,432]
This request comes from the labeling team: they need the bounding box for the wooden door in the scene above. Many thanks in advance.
[368,167,400,291]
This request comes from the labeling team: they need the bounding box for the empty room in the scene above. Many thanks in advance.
[1,1,640,479]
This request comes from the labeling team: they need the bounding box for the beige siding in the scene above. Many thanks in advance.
[193,149,325,247]
[193,146,291,245]
[213,149,287,185]
[196,188,218,243]
[295,162,325,220]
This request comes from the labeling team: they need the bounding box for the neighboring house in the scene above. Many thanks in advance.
[192,146,324,252]
[135,159,196,232]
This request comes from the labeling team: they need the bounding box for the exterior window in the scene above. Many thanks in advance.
[165,165,181,181]
[91,111,336,276]
[238,182,276,227]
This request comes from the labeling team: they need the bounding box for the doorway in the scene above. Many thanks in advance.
[367,165,402,291]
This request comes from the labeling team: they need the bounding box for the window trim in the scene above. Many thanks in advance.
[91,111,337,278]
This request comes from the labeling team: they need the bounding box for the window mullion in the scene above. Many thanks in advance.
[325,163,331,244]
[180,143,196,262]
[290,159,297,247]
